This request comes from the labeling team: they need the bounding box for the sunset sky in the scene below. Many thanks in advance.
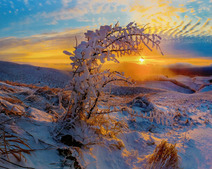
[0,0,211,76]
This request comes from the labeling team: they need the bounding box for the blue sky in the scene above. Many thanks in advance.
[0,0,130,37]
[1,0,211,38]
[0,0,211,69]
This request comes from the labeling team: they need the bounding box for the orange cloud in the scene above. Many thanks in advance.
[0,28,88,70]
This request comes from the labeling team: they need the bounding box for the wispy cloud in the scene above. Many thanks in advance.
[24,0,28,5]
[174,20,193,37]
[41,6,88,23]
[129,0,211,38]
[40,0,128,24]
[62,0,73,7]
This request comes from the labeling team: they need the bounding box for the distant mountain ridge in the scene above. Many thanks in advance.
[169,66,212,76]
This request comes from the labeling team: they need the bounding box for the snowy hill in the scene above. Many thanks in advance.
[137,75,212,94]
[0,61,72,88]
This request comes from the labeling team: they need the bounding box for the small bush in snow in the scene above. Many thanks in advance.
[0,129,31,163]
[63,22,162,122]
[146,140,180,169]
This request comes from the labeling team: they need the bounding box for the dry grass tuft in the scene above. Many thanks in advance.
[0,85,16,93]
[4,80,38,89]
[0,102,29,117]
[86,114,127,139]
[3,80,61,92]
[0,130,31,162]
[0,96,23,105]
[34,86,59,95]
[146,140,180,169]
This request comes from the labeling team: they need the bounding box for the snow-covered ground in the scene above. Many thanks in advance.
[0,62,211,169]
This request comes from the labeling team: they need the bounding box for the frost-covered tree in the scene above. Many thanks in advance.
[63,22,162,121]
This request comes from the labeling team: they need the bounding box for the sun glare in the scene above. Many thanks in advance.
[139,57,145,64]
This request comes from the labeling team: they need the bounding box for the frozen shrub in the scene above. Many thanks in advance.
[62,22,163,122]
[56,22,163,165]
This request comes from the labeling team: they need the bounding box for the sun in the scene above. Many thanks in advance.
[139,57,145,64]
